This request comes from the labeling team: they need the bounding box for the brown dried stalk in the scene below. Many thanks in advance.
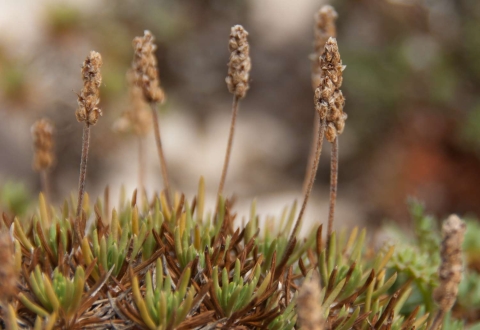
[290,119,326,243]
[430,215,466,330]
[132,31,170,200]
[31,118,55,202]
[327,137,338,243]
[138,136,146,205]
[150,102,171,199]
[303,5,338,195]
[217,25,251,200]
[75,50,103,241]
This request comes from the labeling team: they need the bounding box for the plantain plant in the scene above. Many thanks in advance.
[1,4,479,330]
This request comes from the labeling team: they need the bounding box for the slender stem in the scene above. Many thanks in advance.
[429,310,445,330]
[149,102,171,203]
[40,170,50,205]
[217,95,239,199]
[138,136,145,206]
[327,137,338,245]
[75,124,91,242]
[289,118,326,244]
[302,111,320,195]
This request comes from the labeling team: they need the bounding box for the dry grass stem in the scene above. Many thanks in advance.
[327,137,338,244]
[218,25,251,199]
[217,95,239,199]
[76,125,90,240]
[138,136,146,205]
[290,120,326,243]
[31,119,54,201]
[430,215,466,330]
[297,272,325,330]
[150,102,171,201]
[75,51,103,241]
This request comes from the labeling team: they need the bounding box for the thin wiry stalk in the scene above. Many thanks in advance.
[302,112,320,195]
[138,136,145,205]
[150,102,171,202]
[75,124,91,241]
[290,119,326,244]
[40,170,50,205]
[327,137,338,244]
[429,310,445,330]
[217,95,239,199]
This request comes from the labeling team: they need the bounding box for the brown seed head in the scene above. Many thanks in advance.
[132,30,165,103]
[31,119,54,172]
[297,272,325,330]
[433,214,466,312]
[0,231,16,302]
[226,25,251,99]
[311,5,338,90]
[114,70,152,136]
[314,37,347,143]
[75,51,103,126]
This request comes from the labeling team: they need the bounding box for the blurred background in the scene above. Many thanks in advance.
[1,0,479,231]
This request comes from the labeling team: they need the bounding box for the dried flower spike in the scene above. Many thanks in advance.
[31,119,54,172]
[311,5,338,90]
[217,25,251,204]
[315,37,346,139]
[430,215,466,330]
[75,51,103,126]
[114,70,152,137]
[297,273,325,330]
[132,30,165,103]
[0,231,16,303]
[132,31,171,203]
[225,25,251,99]
[75,51,103,243]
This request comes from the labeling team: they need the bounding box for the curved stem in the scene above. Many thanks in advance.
[75,124,91,242]
[327,137,338,246]
[289,118,326,244]
[150,102,171,204]
[217,95,239,200]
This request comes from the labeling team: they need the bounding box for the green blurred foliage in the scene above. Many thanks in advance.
[0,181,31,216]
